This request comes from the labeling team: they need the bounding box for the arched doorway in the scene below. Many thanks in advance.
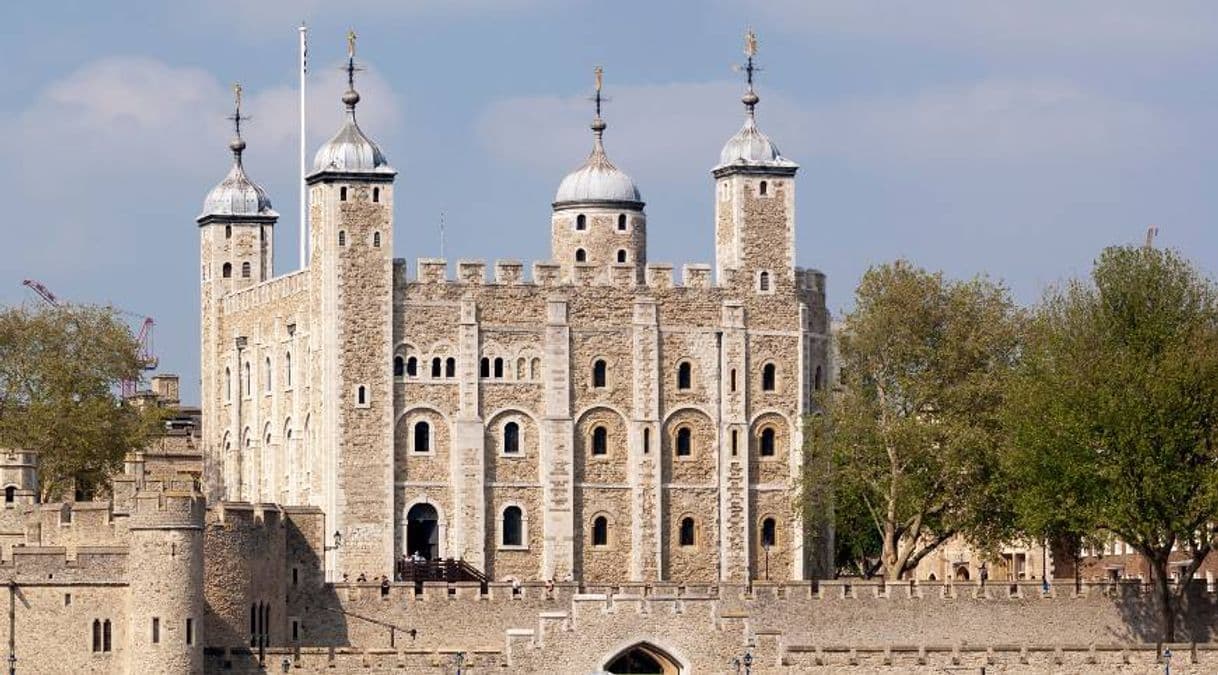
[955,565,971,581]
[602,643,682,675]
[406,503,439,560]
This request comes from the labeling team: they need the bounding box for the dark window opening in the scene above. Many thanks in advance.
[591,426,607,455]
[241,261,251,278]
[762,363,776,391]
[760,428,776,457]
[504,422,520,454]
[152,617,160,644]
[394,356,405,377]
[103,619,112,653]
[414,422,431,454]
[761,518,776,548]
[186,618,194,645]
[616,249,627,263]
[4,486,13,504]
[679,517,695,546]
[592,359,607,388]
[373,231,382,248]
[445,357,456,378]
[225,225,232,239]
[759,180,768,196]
[338,230,346,246]
[676,427,692,456]
[357,385,367,405]
[222,263,232,279]
[576,214,586,231]
[815,366,823,391]
[430,358,441,378]
[759,271,770,292]
[372,187,380,203]
[731,429,739,456]
[502,506,523,546]
[677,362,692,390]
[730,368,737,392]
[617,214,627,230]
[340,186,348,201]
[292,568,299,586]
[575,248,587,263]
[92,620,102,652]
[406,357,417,376]
[290,620,298,642]
[643,427,650,454]
[493,357,504,378]
[592,516,608,546]
[480,357,490,378]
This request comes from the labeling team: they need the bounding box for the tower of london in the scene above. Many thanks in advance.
[198,37,831,586]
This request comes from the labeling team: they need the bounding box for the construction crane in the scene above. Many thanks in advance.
[21,279,158,398]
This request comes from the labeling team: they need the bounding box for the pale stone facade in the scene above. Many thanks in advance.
[197,54,831,584]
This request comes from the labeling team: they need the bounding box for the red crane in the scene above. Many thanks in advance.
[21,279,158,398]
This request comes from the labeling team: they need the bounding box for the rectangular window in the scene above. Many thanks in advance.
[152,617,160,644]
[64,593,71,607]
[292,567,299,586]
[292,619,299,642]
[186,618,194,646]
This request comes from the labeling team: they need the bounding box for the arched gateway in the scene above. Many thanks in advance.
[599,642,683,674]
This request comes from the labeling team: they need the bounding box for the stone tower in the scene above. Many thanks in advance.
[712,39,798,290]
[552,68,646,280]
[306,47,397,579]
[126,488,205,674]
[197,91,278,502]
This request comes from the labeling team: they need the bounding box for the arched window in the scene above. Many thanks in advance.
[372,187,380,203]
[643,427,650,454]
[225,367,232,401]
[285,352,292,387]
[530,358,541,380]
[676,427,692,456]
[264,357,272,392]
[480,357,490,378]
[762,363,776,391]
[502,506,523,546]
[575,248,587,263]
[503,422,520,454]
[616,249,627,263]
[617,214,627,230]
[340,186,348,201]
[516,358,526,379]
[394,356,405,377]
[5,486,15,504]
[338,230,346,246]
[759,180,768,196]
[592,516,608,547]
[406,357,417,376]
[679,517,695,546]
[575,214,587,231]
[244,362,251,395]
[103,619,112,652]
[225,225,232,239]
[431,358,442,378]
[761,518,777,548]
[373,231,381,248]
[357,385,367,405]
[92,619,102,652]
[414,422,431,454]
[222,263,232,279]
[592,359,607,388]
[445,357,456,378]
[758,271,770,292]
[677,362,692,390]
[760,428,776,456]
[814,366,823,391]
[493,357,504,378]
[241,261,251,278]
[591,426,607,455]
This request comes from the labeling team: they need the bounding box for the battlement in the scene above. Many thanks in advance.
[220,269,309,314]
[398,258,737,292]
[129,488,204,531]
[795,266,827,294]
[207,501,284,531]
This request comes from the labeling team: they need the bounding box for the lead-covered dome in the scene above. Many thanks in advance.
[554,118,643,208]
[310,88,394,177]
[716,93,797,172]
[200,137,277,219]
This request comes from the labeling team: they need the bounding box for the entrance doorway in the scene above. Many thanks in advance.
[603,643,682,675]
[406,503,439,560]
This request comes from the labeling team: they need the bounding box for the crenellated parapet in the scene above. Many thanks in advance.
[398,258,747,292]
[220,269,309,314]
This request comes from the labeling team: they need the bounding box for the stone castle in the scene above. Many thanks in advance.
[197,39,831,585]
[2,33,1216,675]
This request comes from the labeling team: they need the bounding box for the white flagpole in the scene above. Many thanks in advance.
[299,22,309,269]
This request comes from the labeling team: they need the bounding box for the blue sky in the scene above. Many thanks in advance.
[2,1,1216,403]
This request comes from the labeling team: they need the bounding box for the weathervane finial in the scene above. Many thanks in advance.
[227,82,250,158]
[593,66,605,119]
[745,27,758,59]
[734,28,763,117]
[347,28,357,58]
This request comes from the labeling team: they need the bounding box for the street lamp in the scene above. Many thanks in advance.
[324,531,342,551]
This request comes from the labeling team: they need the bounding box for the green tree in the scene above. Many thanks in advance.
[0,304,160,501]
[1003,246,1218,641]
[808,261,1021,580]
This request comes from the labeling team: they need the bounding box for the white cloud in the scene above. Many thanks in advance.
[477,78,1177,180]
[735,0,1218,57]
